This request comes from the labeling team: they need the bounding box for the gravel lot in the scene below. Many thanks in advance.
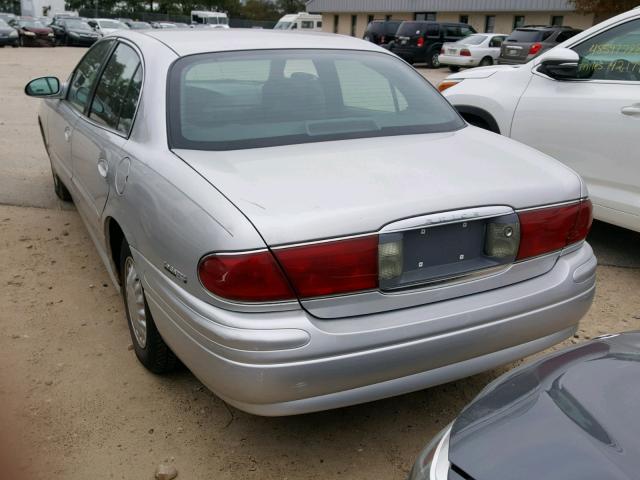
[1,46,639,480]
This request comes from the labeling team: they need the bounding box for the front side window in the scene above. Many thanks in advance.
[168,50,464,151]
[89,43,142,134]
[67,40,114,113]
[573,19,640,82]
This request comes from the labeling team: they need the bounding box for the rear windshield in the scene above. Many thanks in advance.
[366,21,385,33]
[507,29,544,42]
[397,22,428,36]
[457,34,486,45]
[168,49,464,151]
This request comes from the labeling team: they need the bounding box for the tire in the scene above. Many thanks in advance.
[19,36,24,47]
[52,171,72,201]
[479,56,493,67]
[449,66,460,72]
[427,51,441,69]
[120,241,178,374]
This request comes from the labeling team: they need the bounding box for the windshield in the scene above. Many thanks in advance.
[168,49,464,151]
[457,34,486,45]
[274,21,293,30]
[507,29,544,42]
[0,19,8,27]
[99,20,127,29]
[19,20,45,28]
[65,20,93,31]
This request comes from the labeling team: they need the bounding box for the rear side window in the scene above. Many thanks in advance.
[67,40,114,113]
[301,20,314,29]
[168,49,464,151]
[397,22,426,36]
[367,22,384,33]
[384,21,401,35]
[507,29,543,42]
[426,24,440,37]
[556,30,580,43]
[89,43,142,134]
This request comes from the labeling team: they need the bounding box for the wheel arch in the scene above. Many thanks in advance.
[105,216,127,285]
[455,105,501,134]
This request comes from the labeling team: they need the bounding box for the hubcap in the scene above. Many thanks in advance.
[432,53,440,67]
[125,257,147,348]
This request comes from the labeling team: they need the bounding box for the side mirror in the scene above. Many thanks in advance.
[25,76,61,97]
[536,47,580,80]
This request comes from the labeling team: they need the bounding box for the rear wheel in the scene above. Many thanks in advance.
[427,51,441,68]
[449,66,460,72]
[120,241,178,374]
[479,56,493,67]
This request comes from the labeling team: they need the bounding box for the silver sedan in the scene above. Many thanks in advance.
[25,29,596,416]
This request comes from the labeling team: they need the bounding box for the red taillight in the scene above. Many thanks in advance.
[529,42,542,55]
[517,199,592,260]
[440,47,444,54]
[417,37,425,47]
[460,48,471,56]
[198,251,295,302]
[274,236,378,298]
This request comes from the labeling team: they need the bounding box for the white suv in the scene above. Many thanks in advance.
[440,8,640,233]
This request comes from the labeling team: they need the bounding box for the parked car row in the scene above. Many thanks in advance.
[364,19,583,70]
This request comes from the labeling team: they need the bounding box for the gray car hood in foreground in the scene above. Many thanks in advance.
[175,127,582,246]
[449,332,640,480]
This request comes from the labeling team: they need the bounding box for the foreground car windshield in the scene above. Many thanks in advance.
[168,49,464,150]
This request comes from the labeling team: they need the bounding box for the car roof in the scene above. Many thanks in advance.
[118,29,386,56]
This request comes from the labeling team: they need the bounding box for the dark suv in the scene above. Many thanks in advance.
[498,25,582,64]
[363,20,402,46]
[390,21,476,67]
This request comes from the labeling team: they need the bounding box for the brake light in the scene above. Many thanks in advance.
[517,200,592,260]
[417,37,425,47]
[529,42,542,55]
[460,48,471,56]
[198,251,295,302]
[274,236,378,298]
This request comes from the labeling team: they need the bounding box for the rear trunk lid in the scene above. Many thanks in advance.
[176,127,582,317]
[500,29,544,61]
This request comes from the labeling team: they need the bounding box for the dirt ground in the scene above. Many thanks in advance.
[1,46,639,480]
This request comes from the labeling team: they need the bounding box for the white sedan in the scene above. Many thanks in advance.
[438,33,507,72]
[440,8,640,233]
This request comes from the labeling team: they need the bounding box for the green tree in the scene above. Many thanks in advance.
[570,0,638,18]
[276,0,305,14]
[242,0,279,21]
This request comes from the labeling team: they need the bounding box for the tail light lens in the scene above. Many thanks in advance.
[440,47,444,54]
[417,37,425,47]
[460,48,471,56]
[517,199,592,260]
[198,251,295,302]
[529,42,542,55]
[274,236,378,298]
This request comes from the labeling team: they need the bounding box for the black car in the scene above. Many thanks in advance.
[498,25,582,64]
[50,17,101,46]
[409,331,640,480]
[363,20,402,46]
[390,21,476,67]
[124,20,152,30]
[0,18,18,47]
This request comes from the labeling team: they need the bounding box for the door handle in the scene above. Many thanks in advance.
[621,104,640,116]
[97,159,109,178]
[64,126,72,142]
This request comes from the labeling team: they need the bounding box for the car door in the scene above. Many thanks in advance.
[511,17,640,231]
[71,40,143,233]
[46,39,114,184]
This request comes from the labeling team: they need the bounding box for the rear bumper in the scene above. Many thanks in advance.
[438,54,478,67]
[138,243,596,416]
[497,56,530,65]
